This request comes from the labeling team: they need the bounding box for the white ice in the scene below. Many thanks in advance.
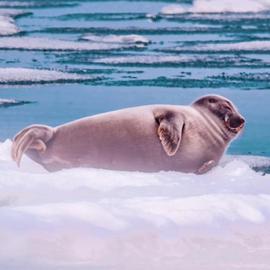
[173,41,270,52]
[0,37,141,51]
[0,68,91,83]
[0,9,30,36]
[0,15,18,36]
[161,0,270,14]
[0,98,25,106]
[82,34,150,45]
[1,140,270,269]
[94,55,193,64]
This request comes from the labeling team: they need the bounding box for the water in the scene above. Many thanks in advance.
[1,0,270,269]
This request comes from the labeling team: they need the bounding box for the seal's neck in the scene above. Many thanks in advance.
[193,105,231,143]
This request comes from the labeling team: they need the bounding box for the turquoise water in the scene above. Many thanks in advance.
[0,0,270,156]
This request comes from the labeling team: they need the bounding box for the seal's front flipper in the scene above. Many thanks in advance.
[196,160,216,174]
[154,111,184,156]
[11,125,54,167]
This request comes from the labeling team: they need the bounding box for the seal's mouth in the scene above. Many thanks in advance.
[225,114,245,134]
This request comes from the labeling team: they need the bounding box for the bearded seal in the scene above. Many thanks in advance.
[11,95,244,174]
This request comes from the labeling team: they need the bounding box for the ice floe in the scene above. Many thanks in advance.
[161,0,270,14]
[94,55,193,64]
[0,37,140,51]
[0,68,93,84]
[0,9,30,35]
[0,98,32,107]
[82,34,150,45]
[0,8,27,36]
[163,41,270,53]
[0,139,270,269]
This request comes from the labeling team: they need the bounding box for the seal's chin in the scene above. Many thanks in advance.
[225,114,245,134]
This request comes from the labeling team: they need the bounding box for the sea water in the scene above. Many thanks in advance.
[1,0,270,269]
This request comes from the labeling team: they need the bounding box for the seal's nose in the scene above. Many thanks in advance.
[239,117,245,126]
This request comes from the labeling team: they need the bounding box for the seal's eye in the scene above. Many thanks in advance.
[208,98,217,103]
[224,105,232,112]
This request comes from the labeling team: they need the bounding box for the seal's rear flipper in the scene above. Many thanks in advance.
[196,160,216,174]
[11,125,54,167]
[154,111,184,156]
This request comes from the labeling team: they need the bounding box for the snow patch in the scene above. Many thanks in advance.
[94,55,192,64]
[172,41,270,52]
[0,9,29,35]
[0,37,140,51]
[1,139,270,268]
[0,98,32,107]
[161,0,270,14]
[82,34,150,45]
[0,68,92,84]
[0,15,18,35]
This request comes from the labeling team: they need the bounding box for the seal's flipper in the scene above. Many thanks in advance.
[154,111,184,156]
[196,160,216,174]
[11,125,54,167]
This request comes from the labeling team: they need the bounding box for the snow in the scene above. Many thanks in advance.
[0,139,270,269]
[82,34,150,45]
[0,9,29,35]
[166,41,270,53]
[161,0,270,14]
[0,37,142,51]
[0,68,93,84]
[94,55,192,64]
[0,15,19,35]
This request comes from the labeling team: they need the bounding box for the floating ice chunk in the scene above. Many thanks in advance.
[192,0,270,13]
[161,0,270,14]
[205,41,270,52]
[0,37,139,51]
[165,41,270,53]
[161,4,188,14]
[0,9,29,35]
[0,15,19,35]
[93,54,251,67]
[0,98,32,107]
[94,55,191,64]
[0,9,29,16]
[0,1,35,7]
[82,34,150,45]
[0,68,93,84]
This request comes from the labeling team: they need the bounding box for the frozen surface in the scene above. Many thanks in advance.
[94,55,194,64]
[0,37,141,51]
[82,34,150,44]
[0,16,18,35]
[0,68,93,84]
[0,9,30,35]
[0,98,32,107]
[171,41,270,53]
[161,0,270,14]
[1,140,270,269]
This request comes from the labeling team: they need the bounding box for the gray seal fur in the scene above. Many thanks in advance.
[11,95,245,174]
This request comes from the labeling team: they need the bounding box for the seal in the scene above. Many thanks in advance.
[11,94,245,174]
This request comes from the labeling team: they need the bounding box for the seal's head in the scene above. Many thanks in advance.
[192,94,245,137]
